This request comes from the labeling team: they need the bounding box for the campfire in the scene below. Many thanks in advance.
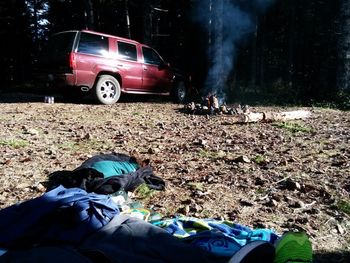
[184,94,250,116]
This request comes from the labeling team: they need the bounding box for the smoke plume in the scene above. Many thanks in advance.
[192,0,274,99]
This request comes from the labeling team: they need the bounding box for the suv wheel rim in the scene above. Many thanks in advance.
[100,80,116,102]
[177,83,186,101]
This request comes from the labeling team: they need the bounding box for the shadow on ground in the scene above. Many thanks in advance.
[0,91,56,103]
[0,85,170,104]
[313,250,350,263]
[0,85,66,103]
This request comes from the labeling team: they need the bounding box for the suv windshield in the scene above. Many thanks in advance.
[142,47,163,65]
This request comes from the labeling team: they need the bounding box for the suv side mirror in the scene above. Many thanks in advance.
[158,61,170,70]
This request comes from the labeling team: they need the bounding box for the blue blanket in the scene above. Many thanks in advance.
[153,216,279,257]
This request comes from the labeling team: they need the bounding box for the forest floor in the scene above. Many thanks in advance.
[0,91,349,262]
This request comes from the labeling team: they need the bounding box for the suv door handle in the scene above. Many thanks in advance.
[143,66,148,71]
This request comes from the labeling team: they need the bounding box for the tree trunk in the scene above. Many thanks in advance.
[141,1,152,45]
[250,16,258,90]
[84,0,94,30]
[258,14,267,91]
[33,0,38,44]
[125,0,131,39]
[338,0,350,91]
[287,0,296,89]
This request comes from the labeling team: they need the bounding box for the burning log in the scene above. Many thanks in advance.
[210,95,219,109]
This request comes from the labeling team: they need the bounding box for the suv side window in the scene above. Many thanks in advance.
[142,47,163,65]
[78,32,109,56]
[117,41,137,61]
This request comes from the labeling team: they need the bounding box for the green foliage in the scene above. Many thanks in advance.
[59,141,78,150]
[0,139,29,148]
[310,100,338,109]
[254,155,265,164]
[229,81,350,111]
[199,209,212,218]
[255,187,267,195]
[272,122,313,133]
[333,200,350,216]
[268,80,300,104]
[198,149,225,159]
[335,90,350,110]
[187,182,204,191]
[134,183,156,200]
[310,90,350,110]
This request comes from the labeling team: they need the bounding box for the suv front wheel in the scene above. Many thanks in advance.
[94,75,121,105]
[171,81,187,104]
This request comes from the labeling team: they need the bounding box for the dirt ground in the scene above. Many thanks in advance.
[0,91,349,262]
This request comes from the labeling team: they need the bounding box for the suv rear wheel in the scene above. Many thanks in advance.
[95,75,121,105]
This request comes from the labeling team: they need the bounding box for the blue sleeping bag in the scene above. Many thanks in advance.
[0,185,119,249]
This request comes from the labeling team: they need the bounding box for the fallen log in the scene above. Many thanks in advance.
[183,102,312,123]
[228,110,312,123]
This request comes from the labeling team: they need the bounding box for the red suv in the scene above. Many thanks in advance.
[37,30,187,104]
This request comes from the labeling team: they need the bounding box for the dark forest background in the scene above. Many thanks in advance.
[0,0,349,108]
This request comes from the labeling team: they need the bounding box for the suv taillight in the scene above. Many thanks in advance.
[69,52,76,70]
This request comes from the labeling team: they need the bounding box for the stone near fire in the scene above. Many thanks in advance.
[220,106,227,113]
[234,155,251,163]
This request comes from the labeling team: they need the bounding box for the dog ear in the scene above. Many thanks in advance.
[130,149,138,157]
[129,150,151,167]
[129,150,143,165]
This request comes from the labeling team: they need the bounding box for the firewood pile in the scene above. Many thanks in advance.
[184,94,312,123]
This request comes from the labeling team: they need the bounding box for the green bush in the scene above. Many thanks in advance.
[335,90,350,110]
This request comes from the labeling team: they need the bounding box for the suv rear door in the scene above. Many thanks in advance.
[115,40,142,91]
[141,46,173,93]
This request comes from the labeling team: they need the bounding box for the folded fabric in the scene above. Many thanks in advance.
[47,154,166,194]
[79,215,224,263]
[0,185,119,249]
[152,216,279,257]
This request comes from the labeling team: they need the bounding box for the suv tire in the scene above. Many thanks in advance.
[95,75,121,105]
[171,81,187,104]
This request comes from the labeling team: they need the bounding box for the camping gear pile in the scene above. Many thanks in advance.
[0,153,313,262]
